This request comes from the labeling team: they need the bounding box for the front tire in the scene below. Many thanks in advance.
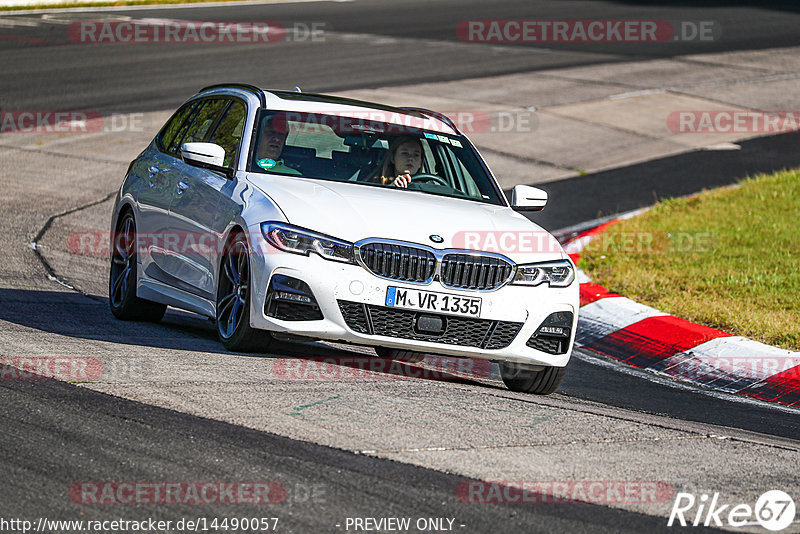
[216,231,272,352]
[499,361,566,395]
[108,211,167,322]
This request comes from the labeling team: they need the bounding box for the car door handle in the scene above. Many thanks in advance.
[176,181,189,195]
[147,166,160,187]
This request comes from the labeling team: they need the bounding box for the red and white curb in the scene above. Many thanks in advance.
[562,217,800,408]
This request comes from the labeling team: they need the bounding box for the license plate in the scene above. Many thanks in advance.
[385,287,482,317]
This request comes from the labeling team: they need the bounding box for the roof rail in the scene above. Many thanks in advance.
[399,107,459,132]
[267,90,412,114]
[248,90,460,133]
[198,83,266,107]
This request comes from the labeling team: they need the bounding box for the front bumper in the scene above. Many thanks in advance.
[246,226,579,367]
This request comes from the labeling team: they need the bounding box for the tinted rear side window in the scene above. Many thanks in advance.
[166,103,205,156]
[179,99,229,146]
[208,101,246,168]
[158,101,196,154]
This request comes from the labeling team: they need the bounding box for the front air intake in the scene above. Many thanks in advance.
[526,311,573,355]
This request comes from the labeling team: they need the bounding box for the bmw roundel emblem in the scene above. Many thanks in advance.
[429,234,444,243]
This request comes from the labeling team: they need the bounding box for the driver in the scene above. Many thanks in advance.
[372,135,425,188]
[255,116,301,175]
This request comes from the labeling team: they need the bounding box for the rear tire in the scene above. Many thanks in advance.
[216,231,273,353]
[108,211,167,322]
[499,361,566,395]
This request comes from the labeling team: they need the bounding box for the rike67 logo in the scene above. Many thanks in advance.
[668,490,796,531]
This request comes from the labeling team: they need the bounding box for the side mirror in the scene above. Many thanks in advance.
[511,185,548,211]
[180,142,232,177]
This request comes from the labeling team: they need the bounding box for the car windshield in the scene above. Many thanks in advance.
[248,110,505,206]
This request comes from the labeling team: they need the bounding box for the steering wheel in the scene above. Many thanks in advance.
[410,173,449,187]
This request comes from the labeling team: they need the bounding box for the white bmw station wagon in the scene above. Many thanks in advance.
[110,84,579,394]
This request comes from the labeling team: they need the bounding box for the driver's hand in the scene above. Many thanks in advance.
[391,171,412,188]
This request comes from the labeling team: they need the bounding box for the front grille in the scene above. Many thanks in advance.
[526,335,568,355]
[338,300,522,349]
[440,253,513,290]
[358,242,436,283]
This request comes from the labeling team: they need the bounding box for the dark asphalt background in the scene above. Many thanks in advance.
[1,0,799,531]
[1,0,800,113]
[1,367,721,534]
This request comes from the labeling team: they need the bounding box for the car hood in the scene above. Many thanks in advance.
[246,174,565,263]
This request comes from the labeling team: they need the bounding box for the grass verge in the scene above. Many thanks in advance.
[580,168,800,351]
[0,0,267,11]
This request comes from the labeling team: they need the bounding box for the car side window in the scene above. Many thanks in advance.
[165,102,204,156]
[170,99,229,155]
[157,101,196,154]
[207,101,246,168]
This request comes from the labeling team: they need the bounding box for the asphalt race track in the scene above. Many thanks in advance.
[1,1,799,533]
[2,0,800,113]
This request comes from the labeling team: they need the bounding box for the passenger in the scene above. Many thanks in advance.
[371,135,425,188]
[254,116,301,175]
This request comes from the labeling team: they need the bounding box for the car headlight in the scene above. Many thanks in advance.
[261,222,355,264]
[512,260,574,287]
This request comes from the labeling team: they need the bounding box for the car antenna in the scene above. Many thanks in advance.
[293,86,302,93]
